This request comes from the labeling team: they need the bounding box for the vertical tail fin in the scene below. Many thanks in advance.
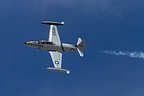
[76,38,86,57]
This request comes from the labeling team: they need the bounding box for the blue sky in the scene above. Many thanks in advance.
[0,0,144,96]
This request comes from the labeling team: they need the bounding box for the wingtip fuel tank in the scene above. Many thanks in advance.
[42,21,64,26]
[47,67,70,74]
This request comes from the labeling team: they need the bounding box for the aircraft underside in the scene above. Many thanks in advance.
[25,41,77,52]
[24,21,85,74]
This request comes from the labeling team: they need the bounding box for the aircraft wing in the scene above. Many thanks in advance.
[49,51,62,68]
[48,25,61,45]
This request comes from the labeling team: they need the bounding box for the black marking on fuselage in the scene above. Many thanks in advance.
[31,43,43,48]
[61,44,65,52]
[49,50,56,52]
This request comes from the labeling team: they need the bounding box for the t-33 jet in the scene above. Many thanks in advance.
[24,21,85,74]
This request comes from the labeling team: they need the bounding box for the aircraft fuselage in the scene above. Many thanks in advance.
[24,40,77,52]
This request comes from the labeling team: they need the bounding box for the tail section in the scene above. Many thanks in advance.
[76,38,86,57]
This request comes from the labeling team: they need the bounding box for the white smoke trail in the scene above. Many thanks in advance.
[103,50,144,60]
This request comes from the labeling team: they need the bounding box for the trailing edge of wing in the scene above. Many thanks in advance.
[42,21,64,26]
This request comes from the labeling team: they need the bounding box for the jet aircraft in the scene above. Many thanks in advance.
[24,21,85,74]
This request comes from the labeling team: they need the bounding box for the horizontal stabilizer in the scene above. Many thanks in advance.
[76,38,85,57]
[42,21,64,26]
[47,67,70,74]
[77,48,84,57]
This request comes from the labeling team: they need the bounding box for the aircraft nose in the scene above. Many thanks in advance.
[24,42,27,45]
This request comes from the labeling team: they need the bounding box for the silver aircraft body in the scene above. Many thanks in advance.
[24,21,85,74]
